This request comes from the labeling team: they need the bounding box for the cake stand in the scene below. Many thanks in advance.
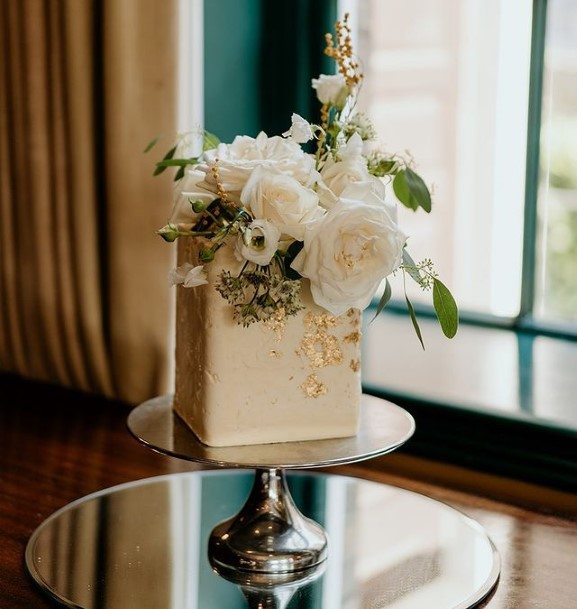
[25,394,502,609]
[126,394,416,574]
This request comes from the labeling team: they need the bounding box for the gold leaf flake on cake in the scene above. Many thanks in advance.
[304,311,339,329]
[265,307,287,342]
[349,359,360,372]
[297,329,343,368]
[343,330,361,344]
[300,374,328,398]
[269,349,283,359]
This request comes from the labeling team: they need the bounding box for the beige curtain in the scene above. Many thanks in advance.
[0,0,177,403]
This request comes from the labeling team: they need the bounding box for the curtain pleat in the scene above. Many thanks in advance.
[103,0,176,403]
[0,0,176,403]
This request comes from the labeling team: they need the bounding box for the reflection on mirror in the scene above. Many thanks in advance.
[28,471,499,609]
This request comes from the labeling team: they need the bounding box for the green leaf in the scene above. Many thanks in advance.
[143,136,160,153]
[203,131,220,151]
[153,146,179,175]
[393,168,432,213]
[283,240,304,280]
[406,295,425,350]
[369,159,398,177]
[154,157,197,176]
[174,165,185,181]
[163,145,177,160]
[432,278,459,338]
[402,249,424,285]
[370,279,392,323]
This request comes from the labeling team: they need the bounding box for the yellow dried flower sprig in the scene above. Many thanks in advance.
[210,159,231,205]
[324,13,363,88]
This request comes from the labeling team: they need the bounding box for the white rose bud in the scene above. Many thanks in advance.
[311,73,349,109]
[318,134,372,207]
[170,168,216,226]
[291,199,406,316]
[169,263,209,288]
[283,113,314,144]
[235,219,281,266]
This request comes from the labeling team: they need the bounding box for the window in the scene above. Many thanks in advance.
[339,0,577,435]
[344,0,533,317]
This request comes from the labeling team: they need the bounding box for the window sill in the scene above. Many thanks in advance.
[362,310,577,493]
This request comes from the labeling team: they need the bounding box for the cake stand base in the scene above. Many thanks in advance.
[209,468,327,573]
[26,470,500,609]
[127,394,417,575]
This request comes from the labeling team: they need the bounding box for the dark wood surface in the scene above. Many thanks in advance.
[1,377,576,608]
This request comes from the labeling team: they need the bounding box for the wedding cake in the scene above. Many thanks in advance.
[153,14,457,447]
[174,241,362,446]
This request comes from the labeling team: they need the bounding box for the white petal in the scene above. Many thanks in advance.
[183,265,208,288]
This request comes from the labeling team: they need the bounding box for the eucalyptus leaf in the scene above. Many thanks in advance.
[393,168,432,213]
[283,241,304,280]
[370,279,392,323]
[405,167,431,212]
[143,136,160,153]
[406,296,425,350]
[402,249,424,285]
[432,278,459,338]
[203,131,221,151]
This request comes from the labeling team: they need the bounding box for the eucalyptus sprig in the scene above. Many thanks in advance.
[400,249,459,342]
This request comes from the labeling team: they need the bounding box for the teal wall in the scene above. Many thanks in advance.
[204,0,263,141]
[204,0,336,142]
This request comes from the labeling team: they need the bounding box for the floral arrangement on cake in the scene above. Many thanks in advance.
[149,14,458,346]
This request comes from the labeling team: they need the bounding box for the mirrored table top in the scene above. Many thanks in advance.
[26,470,500,609]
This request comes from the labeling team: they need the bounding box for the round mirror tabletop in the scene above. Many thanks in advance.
[26,470,500,609]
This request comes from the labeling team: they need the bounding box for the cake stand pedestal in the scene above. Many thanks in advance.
[126,394,416,574]
[25,394,501,609]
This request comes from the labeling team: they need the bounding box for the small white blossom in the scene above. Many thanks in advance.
[311,74,349,108]
[343,113,376,141]
[169,263,208,288]
[235,219,281,266]
[283,113,314,144]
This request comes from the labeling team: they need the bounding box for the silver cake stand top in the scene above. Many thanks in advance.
[127,394,415,470]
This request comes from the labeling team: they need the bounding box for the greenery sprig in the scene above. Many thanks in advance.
[216,266,304,327]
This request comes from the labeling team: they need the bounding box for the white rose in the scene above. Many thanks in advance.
[241,166,324,240]
[169,263,208,288]
[169,168,217,227]
[235,219,281,266]
[291,199,406,315]
[196,132,318,202]
[340,179,397,221]
[320,133,368,191]
[311,73,349,108]
[283,113,314,144]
